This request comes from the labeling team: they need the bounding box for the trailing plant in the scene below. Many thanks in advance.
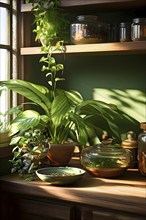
[26,0,70,47]
[9,128,49,177]
[25,0,70,100]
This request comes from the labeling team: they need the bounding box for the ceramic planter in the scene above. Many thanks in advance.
[46,142,76,166]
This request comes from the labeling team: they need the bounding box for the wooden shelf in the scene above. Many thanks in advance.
[21,41,146,55]
[21,0,146,12]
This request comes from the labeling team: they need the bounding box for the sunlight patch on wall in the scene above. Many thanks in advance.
[93,88,146,122]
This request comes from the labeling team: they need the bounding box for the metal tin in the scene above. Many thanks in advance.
[122,131,138,168]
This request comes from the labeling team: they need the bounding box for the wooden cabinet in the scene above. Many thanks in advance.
[0,169,146,220]
[79,206,146,220]
[1,194,75,220]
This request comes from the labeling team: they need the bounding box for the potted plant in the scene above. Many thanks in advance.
[0,0,140,178]
[0,79,140,177]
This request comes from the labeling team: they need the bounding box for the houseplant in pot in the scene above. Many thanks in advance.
[0,0,140,178]
[25,0,70,50]
[0,78,140,177]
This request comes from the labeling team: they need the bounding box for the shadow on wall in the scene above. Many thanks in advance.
[93,88,146,122]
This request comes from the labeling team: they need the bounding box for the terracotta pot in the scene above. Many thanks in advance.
[46,142,76,166]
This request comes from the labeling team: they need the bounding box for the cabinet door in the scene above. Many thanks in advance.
[80,207,146,220]
[3,195,75,220]
[92,210,146,220]
[18,198,75,220]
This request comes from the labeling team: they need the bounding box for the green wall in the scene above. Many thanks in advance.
[64,54,146,96]
[28,53,146,122]
[64,54,146,122]
[26,6,146,122]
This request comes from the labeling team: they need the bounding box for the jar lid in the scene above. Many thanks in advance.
[77,15,98,22]
[119,22,131,28]
[94,144,128,156]
[122,140,137,148]
[122,131,137,148]
[132,18,146,23]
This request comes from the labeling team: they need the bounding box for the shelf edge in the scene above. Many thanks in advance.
[20,41,146,55]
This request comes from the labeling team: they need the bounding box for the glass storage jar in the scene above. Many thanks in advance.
[138,122,146,176]
[70,15,107,44]
[119,22,131,42]
[131,18,146,41]
[107,23,119,42]
[80,144,132,178]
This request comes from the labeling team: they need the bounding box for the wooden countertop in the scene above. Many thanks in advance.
[0,159,146,216]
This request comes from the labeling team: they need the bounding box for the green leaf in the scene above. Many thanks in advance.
[56,64,64,71]
[70,113,88,146]
[41,65,49,71]
[13,151,21,158]
[51,95,71,126]
[40,115,49,124]
[10,136,22,145]
[55,77,65,82]
[9,110,40,136]
[4,105,22,116]
[0,80,51,114]
[65,90,83,105]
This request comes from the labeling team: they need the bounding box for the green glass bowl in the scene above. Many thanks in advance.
[36,167,86,185]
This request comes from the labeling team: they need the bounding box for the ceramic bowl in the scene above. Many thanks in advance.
[36,167,86,185]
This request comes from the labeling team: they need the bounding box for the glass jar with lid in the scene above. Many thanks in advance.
[131,18,146,41]
[119,22,132,42]
[70,15,107,44]
[107,23,119,42]
[80,144,132,178]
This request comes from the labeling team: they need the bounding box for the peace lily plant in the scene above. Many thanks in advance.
[0,0,140,178]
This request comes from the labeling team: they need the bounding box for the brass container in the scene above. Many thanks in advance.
[122,131,138,168]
